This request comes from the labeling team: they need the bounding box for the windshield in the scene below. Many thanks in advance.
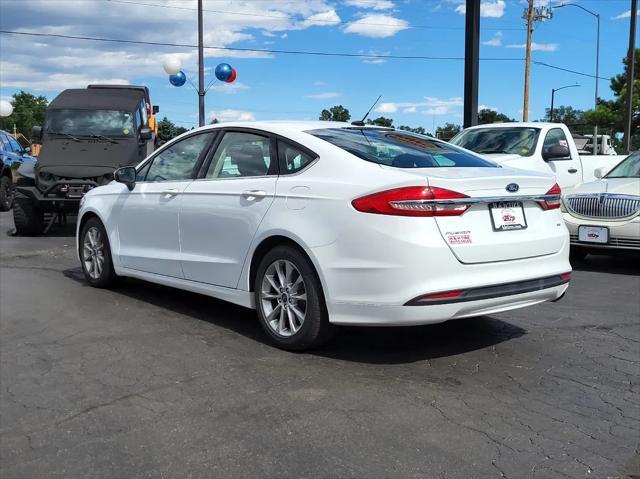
[450,127,541,157]
[605,152,640,178]
[46,109,135,138]
[307,128,496,168]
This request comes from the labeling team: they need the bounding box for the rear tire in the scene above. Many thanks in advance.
[570,246,588,262]
[0,176,12,211]
[254,245,335,351]
[12,192,44,235]
[79,217,119,288]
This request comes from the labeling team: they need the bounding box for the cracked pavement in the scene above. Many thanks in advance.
[0,211,638,478]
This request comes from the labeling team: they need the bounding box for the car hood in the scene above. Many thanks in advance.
[564,178,640,196]
[37,138,140,178]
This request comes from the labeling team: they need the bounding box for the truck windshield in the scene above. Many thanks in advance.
[46,109,135,138]
[307,128,496,168]
[450,127,540,157]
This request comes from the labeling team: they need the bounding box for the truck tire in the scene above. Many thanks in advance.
[0,176,12,211]
[12,192,44,235]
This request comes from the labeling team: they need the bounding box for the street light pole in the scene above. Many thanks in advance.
[197,0,205,127]
[553,3,600,154]
[550,84,580,122]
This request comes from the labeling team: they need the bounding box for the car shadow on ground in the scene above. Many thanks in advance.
[571,252,640,276]
[64,267,525,364]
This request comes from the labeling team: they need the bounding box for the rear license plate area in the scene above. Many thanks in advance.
[489,201,527,231]
[578,225,609,244]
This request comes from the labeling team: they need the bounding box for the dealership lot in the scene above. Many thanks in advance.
[0,211,638,478]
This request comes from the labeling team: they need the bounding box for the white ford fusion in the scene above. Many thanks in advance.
[77,121,571,350]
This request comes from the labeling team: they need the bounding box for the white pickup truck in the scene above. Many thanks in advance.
[450,122,626,188]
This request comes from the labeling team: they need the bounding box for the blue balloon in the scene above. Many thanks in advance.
[169,71,186,87]
[215,63,233,82]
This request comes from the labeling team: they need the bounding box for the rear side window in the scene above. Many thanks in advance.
[278,140,315,174]
[307,128,496,168]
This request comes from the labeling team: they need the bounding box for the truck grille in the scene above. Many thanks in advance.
[565,194,640,219]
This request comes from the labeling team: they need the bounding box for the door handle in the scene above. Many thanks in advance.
[162,188,180,197]
[242,190,267,200]
[568,168,578,174]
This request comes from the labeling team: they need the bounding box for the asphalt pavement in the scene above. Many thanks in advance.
[1,211,638,478]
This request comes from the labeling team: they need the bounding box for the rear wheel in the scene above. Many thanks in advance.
[570,246,588,262]
[80,217,118,288]
[12,193,44,235]
[0,176,13,211]
[254,245,334,351]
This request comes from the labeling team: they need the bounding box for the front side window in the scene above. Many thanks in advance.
[542,128,570,155]
[450,127,540,157]
[7,136,23,153]
[206,132,274,178]
[278,140,315,174]
[308,128,496,168]
[144,133,213,182]
[46,109,135,138]
[605,152,640,178]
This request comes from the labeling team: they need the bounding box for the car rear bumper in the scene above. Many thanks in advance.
[563,213,640,251]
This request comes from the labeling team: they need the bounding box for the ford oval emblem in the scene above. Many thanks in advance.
[506,183,519,193]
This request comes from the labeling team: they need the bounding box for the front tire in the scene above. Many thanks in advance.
[12,192,44,235]
[254,245,334,351]
[80,217,118,288]
[0,176,13,211]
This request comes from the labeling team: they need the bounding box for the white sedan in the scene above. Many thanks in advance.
[562,151,640,259]
[77,121,571,350]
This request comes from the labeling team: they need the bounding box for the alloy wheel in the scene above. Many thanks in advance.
[83,226,105,280]
[260,259,307,337]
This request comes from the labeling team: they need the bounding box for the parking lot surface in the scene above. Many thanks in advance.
[1,211,638,478]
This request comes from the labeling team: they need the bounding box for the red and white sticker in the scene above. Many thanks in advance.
[445,231,472,245]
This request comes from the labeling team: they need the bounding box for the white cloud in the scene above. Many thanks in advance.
[344,0,395,10]
[301,10,341,27]
[209,109,256,122]
[506,42,559,52]
[305,92,341,99]
[376,97,463,116]
[208,82,250,94]
[612,9,639,20]
[455,0,506,18]
[360,50,390,64]
[344,14,409,38]
[482,32,502,47]
[314,81,326,86]
[479,104,497,111]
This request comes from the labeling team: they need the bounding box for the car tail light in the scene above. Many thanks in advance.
[561,272,571,281]
[539,183,561,210]
[352,186,471,217]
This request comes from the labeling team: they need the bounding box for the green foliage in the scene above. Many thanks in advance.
[156,117,177,144]
[477,109,513,124]
[436,123,461,140]
[366,116,393,127]
[544,105,585,124]
[398,125,430,136]
[0,91,48,140]
[319,105,351,122]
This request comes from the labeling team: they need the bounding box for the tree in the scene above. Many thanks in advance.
[477,108,513,124]
[366,116,393,127]
[435,123,461,140]
[543,105,585,124]
[398,125,429,136]
[156,117,178,144]
[0,91,48,140]
[319,105,351,122]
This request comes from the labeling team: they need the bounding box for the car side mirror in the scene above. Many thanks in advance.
[152,105,159,114]
[594,166,608,179]
[23,146,31,154]
[542,144,570,161]
[140,128,153,141]
[114,166,136,190]
[31,126,43,140]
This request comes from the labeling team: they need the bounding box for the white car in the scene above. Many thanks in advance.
[77,121,571,350]
[562,151,640,259]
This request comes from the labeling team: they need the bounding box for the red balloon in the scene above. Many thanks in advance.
[225,68,237,83]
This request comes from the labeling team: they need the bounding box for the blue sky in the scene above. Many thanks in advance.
[0,0,636,131]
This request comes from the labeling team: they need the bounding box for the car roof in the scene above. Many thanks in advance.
[187,120,398,136]
[48,88,145,111]
[463,122,558,130]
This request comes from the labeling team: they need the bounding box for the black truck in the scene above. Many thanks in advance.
[14,85,158,235]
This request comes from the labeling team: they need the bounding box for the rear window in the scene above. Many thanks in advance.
[307,128,496,168]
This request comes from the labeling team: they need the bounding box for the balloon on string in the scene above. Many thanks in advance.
[225,68,237,83]
[163,56,182,75]
[215,63,233,82]
[169,71,187,87]
[0,100,13,117]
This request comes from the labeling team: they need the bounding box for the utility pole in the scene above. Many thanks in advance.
[463,0,480,128]
[521,2,553,122]
[623,0,637,154]
[197,0,205,127]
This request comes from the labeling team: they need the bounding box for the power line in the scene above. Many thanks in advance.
[0,29,612,79]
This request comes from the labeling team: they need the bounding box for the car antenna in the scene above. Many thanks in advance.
[351,95,381,127]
